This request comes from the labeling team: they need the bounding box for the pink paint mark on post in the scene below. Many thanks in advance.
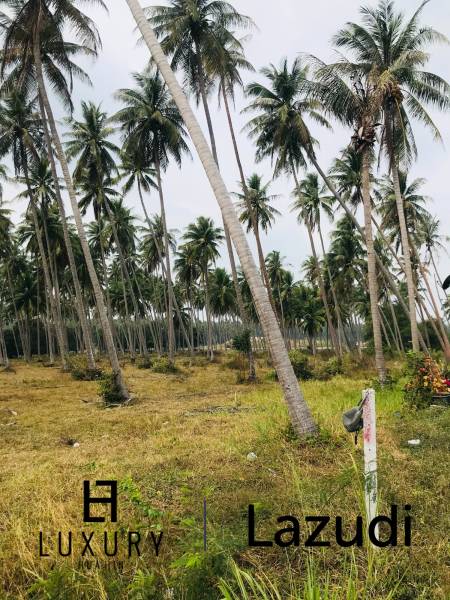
[362,389,378,541]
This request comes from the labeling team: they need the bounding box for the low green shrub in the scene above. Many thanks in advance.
[311,357,344,381]
[288,350,313,380]
[98,373,128,406]
[67,355,103,381]
[152,357,178,374]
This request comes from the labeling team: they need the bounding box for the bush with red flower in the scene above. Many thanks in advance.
[404,352,450,408]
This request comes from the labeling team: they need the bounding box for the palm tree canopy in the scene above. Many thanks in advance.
[182,215,223,271]
[0,0,102,113]
[331,0,450,164]
[141,214,176,273]
[65,101,119,184]
[118,147,157,196]
[375,170,431,246]
[175,242,202,290]
[290,172,334,230]
[0,91,42,172]
[235,173,280,233]
[244,58,330,176]
[146,0,253,101]
[14,157,60,207]
[209,266,236,316]
[112,69,190,170]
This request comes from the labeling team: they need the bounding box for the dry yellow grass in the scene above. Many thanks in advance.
[0,355,448,599]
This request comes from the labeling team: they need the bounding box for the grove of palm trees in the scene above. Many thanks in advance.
[0,0,449,598]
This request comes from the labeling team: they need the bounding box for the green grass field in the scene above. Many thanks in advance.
[0,355,448,599]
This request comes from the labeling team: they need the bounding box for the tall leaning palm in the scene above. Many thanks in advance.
[113,69,190,364]
[147,0,258,381]
[333,0,450,352]
[126,0,317,436]
[0,0,128,397]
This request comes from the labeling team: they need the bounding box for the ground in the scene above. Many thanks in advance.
[0,354,448,599]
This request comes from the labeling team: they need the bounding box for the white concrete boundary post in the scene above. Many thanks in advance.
[362,388,378,541]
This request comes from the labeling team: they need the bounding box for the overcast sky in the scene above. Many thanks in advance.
[6,0,450,282]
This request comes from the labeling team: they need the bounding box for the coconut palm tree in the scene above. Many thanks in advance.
[117,116,193,355]
[374,171,450,356]
[182,216,223,360]
[235,173,280,314]
[332,0,450,352]
[304,53,388,378]
[0,0,128,396]
[175,241,202,352]
[265,251,290,339]
[209,267,236,319]
[244,58,332,175]
[113,69,190,363]
[375,172,430,250]
[68,101,154,358]
[204,28,276,307]
[299,288,326,356]
[291,173,341,356]
[236,174,280,238]
[125,0,317,435]
[146,0,252,164]
[141,215,176,275]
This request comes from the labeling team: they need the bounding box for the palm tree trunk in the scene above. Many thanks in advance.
[6,267,27,361]
[430,251,443,287]
[128,0,316,434]
[221,83,276,314]
[36,92,96,370]
[384,281,404,353]
[415,250,450,360]
[370,214,448,355]
[0,315,9,369]
[120,265,136,360]
[386,113,420,351]
[154,156,175,363]
[44,293,54,363]
[306,222,340,355]
[223,221,256,378]
[98,232,117,345]
[32,21,128,400]
[360,148,386,381]
[204,269,213,361]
